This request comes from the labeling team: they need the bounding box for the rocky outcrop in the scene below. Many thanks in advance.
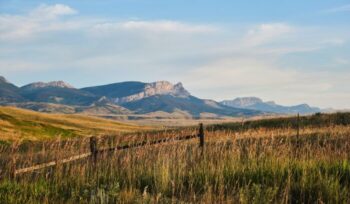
[21,81,75,91]
[114,81,190,104]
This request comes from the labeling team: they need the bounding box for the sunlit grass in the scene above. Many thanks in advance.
[1,112,350,203]
[0,106,154,142]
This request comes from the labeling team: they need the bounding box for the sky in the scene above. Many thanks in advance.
[0,0,349,109]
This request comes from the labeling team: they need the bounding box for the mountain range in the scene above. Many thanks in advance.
[0,76,322,118]
[221,97,321,114]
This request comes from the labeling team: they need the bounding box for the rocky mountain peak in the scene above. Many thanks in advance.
[113,81,190,104]
[174,82,190,95]
[47,81,74,89]
[21,81,75,90]
[144,81,190,97]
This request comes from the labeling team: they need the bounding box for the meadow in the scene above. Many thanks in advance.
[1,112,350,203]
[0,106,152,143]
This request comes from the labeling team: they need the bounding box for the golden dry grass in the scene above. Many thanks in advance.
[0,106,154,142]
[1,112,350,203]
[1,122,350,203]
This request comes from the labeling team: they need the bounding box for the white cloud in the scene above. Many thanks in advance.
[0,4,349,108]
[92,20,218,34]
[0,4,216,41]
[0,4,79,40]
[334,58,350,65]
[182,58,297,89]
[178,57,349,108]
[243,23,295,46]
[30,4,77,19]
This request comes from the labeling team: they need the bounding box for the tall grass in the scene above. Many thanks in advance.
[1,113,350,203]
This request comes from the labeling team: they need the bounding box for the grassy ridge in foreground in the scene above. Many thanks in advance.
[0,106,152,142]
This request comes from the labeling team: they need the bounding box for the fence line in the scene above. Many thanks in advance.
[15,153,92,175]
[6,123,205,178]
[99,134,198,153]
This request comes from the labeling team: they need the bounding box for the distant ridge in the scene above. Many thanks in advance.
[19,80,97,106]
[221,97,321,114]
[0,75,323,117]
[83,81,190,104]
[82,81,258,117]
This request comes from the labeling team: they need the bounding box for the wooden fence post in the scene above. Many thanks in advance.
[90,136,98,164]
[198,123,205,148]
[7,157,16,179]
[3,147,17,180]
[297,113,300,139]
[294,113,301,156]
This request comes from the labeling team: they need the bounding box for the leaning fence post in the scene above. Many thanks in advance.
[198,123,205,148]
[90,136,98,164]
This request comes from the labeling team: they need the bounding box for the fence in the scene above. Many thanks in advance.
[1,123,205,179]
[1,113,307,180]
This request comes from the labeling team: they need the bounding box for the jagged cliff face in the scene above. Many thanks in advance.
[21,81,75,91]
[144,81,190,97]
[114,81,190,104]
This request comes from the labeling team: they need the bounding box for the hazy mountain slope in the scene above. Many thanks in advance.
[82,80,258,117]
[6,102,76,114]
[0,76,25,103]
[76,97,132,115]
[123,95,259,116]
[7,101,131,115]
[221,97,320,114]
[222,97,263,107]
[82,81,147,99]
[0,77,291,117]
[82,81,190,104]
[20,81,98,106]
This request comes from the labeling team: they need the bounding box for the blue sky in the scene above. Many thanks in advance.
[0,0,349,108]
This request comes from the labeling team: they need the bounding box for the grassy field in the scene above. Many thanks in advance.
[0,112,350,203]
[0,106,153,143]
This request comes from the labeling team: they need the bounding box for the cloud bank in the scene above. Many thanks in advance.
[0,4,349,109]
